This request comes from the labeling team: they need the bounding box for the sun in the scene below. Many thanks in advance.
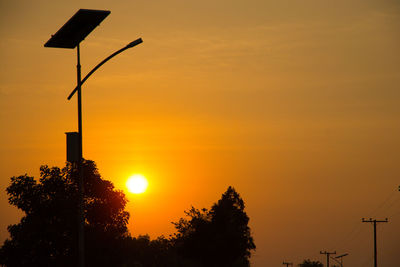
[126,174,148,194]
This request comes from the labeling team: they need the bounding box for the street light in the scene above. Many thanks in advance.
[44,9,142,267]
[334,253,349,267]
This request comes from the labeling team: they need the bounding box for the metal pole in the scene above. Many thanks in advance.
[77,43,85,267]
[362,218,387,267]
[320,251,336,267]
[327,253,330,267]
[77,43,83,158]
[373,220,377,267]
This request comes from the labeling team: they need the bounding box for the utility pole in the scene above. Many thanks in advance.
[320,251,336,267]
[362,218,388,267]
[283,261,293,267]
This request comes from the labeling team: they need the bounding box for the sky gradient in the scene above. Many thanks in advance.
[1,0,399,266]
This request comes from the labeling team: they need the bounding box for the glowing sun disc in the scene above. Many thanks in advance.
[126,174,148,194]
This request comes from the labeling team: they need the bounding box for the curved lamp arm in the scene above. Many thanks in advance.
[67,38,143,100]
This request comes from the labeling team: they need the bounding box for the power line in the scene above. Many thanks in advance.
[333,188,399,252]
[361,218,388,267]
[368,190,396,217]
[332,220,364,250]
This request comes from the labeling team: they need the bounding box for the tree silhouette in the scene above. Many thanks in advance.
[1,163,256,267]
[298,259,324,267]
[0,160,129,267]
[172,186,256,267]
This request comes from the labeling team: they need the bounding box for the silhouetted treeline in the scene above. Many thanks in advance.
[298,259,324,267]
[0,161,255,267]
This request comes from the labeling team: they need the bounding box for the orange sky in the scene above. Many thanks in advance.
[1,0,400,266]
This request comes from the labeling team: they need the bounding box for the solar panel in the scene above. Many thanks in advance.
[44,9,110,49]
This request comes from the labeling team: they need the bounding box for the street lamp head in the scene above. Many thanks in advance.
[66,37,143,101]
[126,38,143,48]
[335,253,349,258]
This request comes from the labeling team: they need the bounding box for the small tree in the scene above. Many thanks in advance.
[172,186,255,267]
[299,259,324,267]
[0,160,129,267]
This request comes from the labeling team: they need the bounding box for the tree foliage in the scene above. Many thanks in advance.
[1,161,255,267]
[298,259,324,267]
[0,160,129,267]
[172,186,256,267]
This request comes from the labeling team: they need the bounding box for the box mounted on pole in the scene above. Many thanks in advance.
[66,132,80,162]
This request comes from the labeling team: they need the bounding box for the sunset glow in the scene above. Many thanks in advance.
[126,174,148,194]
[1,1,399,266]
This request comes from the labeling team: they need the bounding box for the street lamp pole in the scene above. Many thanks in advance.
[45,9,142,267]
[77,44,83,157]
[76,43,85,267]
[71,38,143,267]
[73,41,142,264]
